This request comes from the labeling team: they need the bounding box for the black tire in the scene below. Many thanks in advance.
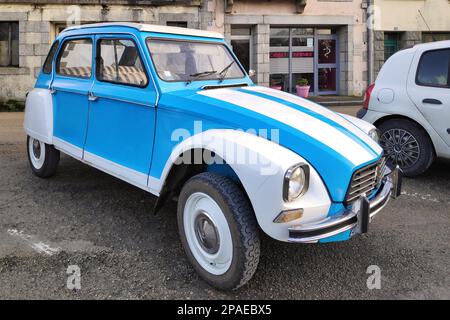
[177,172,260,290]
[378,119,434,177]
[27,135,60,178]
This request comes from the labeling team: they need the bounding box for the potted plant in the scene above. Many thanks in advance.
[296,78,310,98]
[270,79,283,91]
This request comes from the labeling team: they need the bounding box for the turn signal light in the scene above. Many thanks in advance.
[273,209,304,224]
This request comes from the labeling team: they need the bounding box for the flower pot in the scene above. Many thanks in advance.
[296,85,310,98]
[270,85,283,91]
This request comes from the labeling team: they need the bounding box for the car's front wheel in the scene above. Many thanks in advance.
[27,136,60,178]
[177,172,260,290]
[378,119,434,176]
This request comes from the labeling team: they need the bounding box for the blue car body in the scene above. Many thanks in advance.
[25,23,400,245]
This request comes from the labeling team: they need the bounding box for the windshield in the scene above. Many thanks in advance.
[147,39,245,82]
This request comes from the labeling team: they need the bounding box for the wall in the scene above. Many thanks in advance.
[0,1,213,101]
[223,0,368,96]
[375,0,450,31]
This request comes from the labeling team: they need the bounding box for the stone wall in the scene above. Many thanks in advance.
[373,31,423,77]
[0,1,215,101]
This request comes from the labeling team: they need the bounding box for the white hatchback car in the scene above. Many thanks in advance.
[358,40,450,176]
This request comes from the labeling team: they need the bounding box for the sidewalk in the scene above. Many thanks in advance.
[308,95,363,107]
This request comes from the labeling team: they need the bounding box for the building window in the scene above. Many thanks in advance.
[384,32,400,61]
[423,32,450,43]
[166,21,188,28]
[0,22,19,67]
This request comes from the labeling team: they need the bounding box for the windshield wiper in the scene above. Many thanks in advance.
[218,61,235,82]
[187,70,217,84]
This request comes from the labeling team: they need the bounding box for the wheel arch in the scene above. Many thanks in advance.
[374,114,437,157]
[153,148,254,215]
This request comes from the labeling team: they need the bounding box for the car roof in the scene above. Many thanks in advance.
[413,40,450,50]
[61,22,224,39]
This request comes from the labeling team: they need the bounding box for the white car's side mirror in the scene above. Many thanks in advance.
[248,69,256,77]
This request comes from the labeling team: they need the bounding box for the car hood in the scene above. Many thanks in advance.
[160,85,383,202]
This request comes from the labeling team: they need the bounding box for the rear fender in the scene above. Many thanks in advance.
[24,88,53,144]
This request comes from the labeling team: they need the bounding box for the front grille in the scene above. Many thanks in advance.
[345,157,387,205]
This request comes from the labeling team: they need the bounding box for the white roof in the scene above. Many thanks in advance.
[62,22,224,39]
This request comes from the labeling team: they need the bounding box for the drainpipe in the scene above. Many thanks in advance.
[366,0,375,85]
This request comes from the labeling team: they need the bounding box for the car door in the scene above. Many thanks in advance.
[83,35,157,189]
[407,46,450,147]
[51,37,94,158]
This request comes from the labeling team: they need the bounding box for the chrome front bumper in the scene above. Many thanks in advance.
[288,166,402,243]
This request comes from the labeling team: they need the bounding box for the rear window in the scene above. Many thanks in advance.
[56,38,93,79]
[43,41,59,74]
[416,48,450,88]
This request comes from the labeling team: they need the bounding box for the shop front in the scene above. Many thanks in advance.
[268,27,338,96]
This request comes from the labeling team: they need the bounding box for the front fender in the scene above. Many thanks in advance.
[24,88,53,144]
[158,129,332,241]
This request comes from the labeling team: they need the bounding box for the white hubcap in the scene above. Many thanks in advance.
[184,192,233,275]
[29,137,45,170]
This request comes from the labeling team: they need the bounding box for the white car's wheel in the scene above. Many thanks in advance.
[177,172,260,290]
[27,136,60,178]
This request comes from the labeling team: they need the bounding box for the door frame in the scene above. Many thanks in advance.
[314,34,339,95]
[230,34,254,73]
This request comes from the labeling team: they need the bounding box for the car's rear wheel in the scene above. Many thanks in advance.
[378,119,434,176]
[27,136,60,178]
[177,172,260,290]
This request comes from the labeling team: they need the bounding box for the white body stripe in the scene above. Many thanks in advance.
[199,88,376,165]
[243,86,383,154]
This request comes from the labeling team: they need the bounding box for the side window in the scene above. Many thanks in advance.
[97,39,148,87]
[56,38,93,79]
[43,40,59,74]
[416,48,450,88]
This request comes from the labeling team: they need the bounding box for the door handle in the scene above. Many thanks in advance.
[88,93,98,102]
[422,98,442,105]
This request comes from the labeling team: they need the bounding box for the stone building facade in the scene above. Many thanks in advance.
[372,0,450,78]
[0,0,373,102]
[0,0,217,101]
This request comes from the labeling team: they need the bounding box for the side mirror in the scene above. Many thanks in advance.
[248,69,256,77]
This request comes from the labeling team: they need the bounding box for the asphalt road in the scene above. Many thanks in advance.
[0,112,449,299]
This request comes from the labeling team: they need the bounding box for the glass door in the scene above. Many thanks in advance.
[315,35,338,94]
[231,27,253,79]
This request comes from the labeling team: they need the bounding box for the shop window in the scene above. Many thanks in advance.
[384,32,400,61]
[0,22,19,67]
[423,32,450,43]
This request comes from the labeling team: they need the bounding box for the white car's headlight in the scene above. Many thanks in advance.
[368,128,381,143]
[283,163,310,202]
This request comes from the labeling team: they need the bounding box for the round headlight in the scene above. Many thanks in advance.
[368,128,381,143]
[283,164,310,202]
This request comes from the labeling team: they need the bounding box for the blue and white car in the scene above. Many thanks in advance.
[24,23,401,290]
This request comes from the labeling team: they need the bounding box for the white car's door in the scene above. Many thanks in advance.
[407,45,450,147]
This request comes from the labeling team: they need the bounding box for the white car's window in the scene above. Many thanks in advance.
[56,38,92,79]
[147,39,245,82]
[97,39,148,87]
[416,48,450,88]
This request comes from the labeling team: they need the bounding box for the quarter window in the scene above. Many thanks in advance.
[43,41,59,74]
[0,22,19,67]
[97,39,148,87]
[416,49,450,88]
[56,38,93,79]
